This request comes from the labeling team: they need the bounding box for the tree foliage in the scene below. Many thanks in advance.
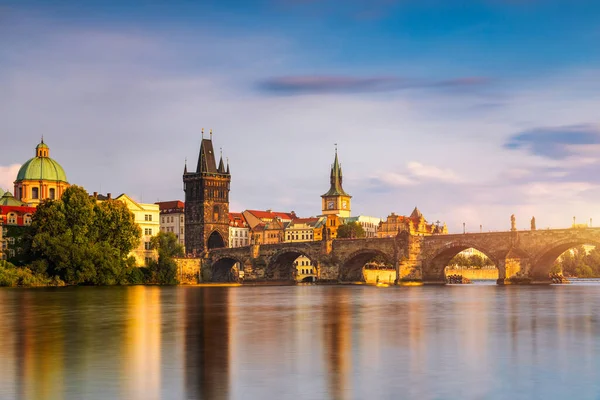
[553,245,600,277]
[449,251,494,268]
[148,232,184,285]
[337,222,366,239]
[23,185,142,285]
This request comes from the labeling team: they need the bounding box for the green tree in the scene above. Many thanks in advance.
[149,232,184,285]
[336,222,366,239]
[24,185,141,285]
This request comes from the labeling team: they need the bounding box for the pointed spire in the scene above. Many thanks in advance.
[210,129,213,141]
[218,148,225,173]
[184,157,188,174]
[322,144,350,197]
[226,157,230,175]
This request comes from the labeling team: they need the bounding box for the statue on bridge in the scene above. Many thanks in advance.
[531,216,536,231]
[511,214,516,231]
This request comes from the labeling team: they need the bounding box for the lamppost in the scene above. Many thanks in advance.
[463,222,466,234]
[480,224,482,233]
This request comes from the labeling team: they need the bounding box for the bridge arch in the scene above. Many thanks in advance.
[339,249,394,282]
[207,231,226,250]
[530,236,600,279]
[210,255,244,282]
[423,241,502,283]
[266,248,319,283]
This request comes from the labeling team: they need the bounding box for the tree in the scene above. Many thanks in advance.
[336,222,366,239]
[149,232,184,285]
[24,185,141,285]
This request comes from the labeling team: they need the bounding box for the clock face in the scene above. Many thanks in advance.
[342,200,347,209]
[327,201,335,210]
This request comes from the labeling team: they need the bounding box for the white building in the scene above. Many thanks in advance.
[344,215,381,238]
[156,201,185,247]
[229,212,250,248]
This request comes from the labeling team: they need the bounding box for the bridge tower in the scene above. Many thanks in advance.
[183,130,231,256]
[321,146,352,218]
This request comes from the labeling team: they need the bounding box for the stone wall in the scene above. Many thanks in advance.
[446,267,498,281]
[174,258,201,284]
[364,269,396,284]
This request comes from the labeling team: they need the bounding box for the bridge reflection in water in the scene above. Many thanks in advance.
[206,228,600,285]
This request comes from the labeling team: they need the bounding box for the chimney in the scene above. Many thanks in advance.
[107,193,112,200]
[93,192,98,199]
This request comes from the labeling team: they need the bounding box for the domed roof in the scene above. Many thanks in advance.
[15,139,68,183]
[0,191,26,206]
[0,188,4,197]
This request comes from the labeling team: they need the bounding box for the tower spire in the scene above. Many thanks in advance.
[184,157,188,174]
[226,157,230,175]
[322,145,349,197]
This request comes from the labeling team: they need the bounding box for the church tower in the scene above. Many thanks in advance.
[183,130,231,256]
[321,147,351,218]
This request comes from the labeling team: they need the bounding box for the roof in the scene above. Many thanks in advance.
[245,209,296,221]
[410,207,423,219]
[287,217,321,228]
[0,192,27,207]
[322,149,350,197]
[0,188,4,197]
[229,212,248,227]
[156,200,184,211]
[16,157,68,183]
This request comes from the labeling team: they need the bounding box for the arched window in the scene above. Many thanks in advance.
[49,188,56,199]
[213,205,220,221]
[32,187,39,199]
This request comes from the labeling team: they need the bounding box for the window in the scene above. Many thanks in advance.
[8,213,16,224]
[24,214,32,225]
[49,188,56,199]
[145,214,152,221]
[145,228,152,236]
[145,257,153,266]
[180,228,184,234]
[144,242,152,250]
[181,215,184,223]
[32,187,39,199]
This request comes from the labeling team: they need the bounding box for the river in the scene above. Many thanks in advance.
[1,284,600,400]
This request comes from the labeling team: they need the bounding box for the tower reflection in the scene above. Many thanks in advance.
[323,288,353,400]
[184,288,231,400]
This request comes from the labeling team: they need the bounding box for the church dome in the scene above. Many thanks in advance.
[15,139,68,183]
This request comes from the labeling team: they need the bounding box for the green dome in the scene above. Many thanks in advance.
[16,156,68,183]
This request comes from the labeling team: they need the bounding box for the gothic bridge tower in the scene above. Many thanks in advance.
[183,130,231,256]
[321,147,351,218]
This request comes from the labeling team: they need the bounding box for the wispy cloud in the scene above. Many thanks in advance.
[258,75,490,95]
[505,124,600,159]
[407,162,463,183]
[0,164,20,191]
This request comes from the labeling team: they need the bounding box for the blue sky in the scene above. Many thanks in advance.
[2,0,600,231]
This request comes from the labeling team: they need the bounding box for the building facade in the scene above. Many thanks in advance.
[229,212,250,248]
[321,149,351,218]
[183,133,231,255]
[0,191,35,260]
[285,217,322,242]
[295,256,317,282]
[344,215,382,238]
[14,139,70,206]
[156,201,185,247]
[378,207,447,238]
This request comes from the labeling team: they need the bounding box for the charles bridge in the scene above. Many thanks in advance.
[199,227,600,285]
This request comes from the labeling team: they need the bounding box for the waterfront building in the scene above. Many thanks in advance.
[294,256,317,282]
[14,139,70,206]
[183,131,231,255]
[320,214,344,240]
[251,217,285,245]
[321,148,351,218]
[92,192,159,266]
[156,201,185,247]
[229,212,250,247]
[344,215,382,238]
[0,191,35,260]
[285,217,322,242]
[377,207,447,238]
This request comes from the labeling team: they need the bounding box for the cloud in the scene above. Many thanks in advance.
[407,162,463,183]
[505,124,600,159]
[258,75,490,95]
[0,164,20,192]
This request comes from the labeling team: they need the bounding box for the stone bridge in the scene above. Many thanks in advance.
[203,227,600,285]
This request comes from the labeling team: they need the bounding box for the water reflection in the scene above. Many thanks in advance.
[1,285,600,399]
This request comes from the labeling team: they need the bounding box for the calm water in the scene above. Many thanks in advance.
[1,284,600,400]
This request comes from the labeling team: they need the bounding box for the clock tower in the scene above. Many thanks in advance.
[321,147,351,218]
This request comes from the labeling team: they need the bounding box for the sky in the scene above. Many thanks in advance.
[2,0,600,232]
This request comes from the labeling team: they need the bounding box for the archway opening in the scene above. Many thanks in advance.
[340,251,394,283]
[534,242,600,282]
[207,231,225,250]
[425,245,499,284]
[211,257,240,282]
[267,251,317,283]
[445,248,499,284]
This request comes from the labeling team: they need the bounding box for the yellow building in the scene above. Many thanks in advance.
[14,139,70,206]
[378,207,447,238]
[115,194,160,266]
[284,217,322,242]
[320,214,344,240]
[295,256,317,282]
[93,193,159,266]
[321,148,351,218]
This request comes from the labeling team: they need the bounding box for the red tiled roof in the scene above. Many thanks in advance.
[229,212,248,227]
[246,209,296,220]
[155,200,184,211]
